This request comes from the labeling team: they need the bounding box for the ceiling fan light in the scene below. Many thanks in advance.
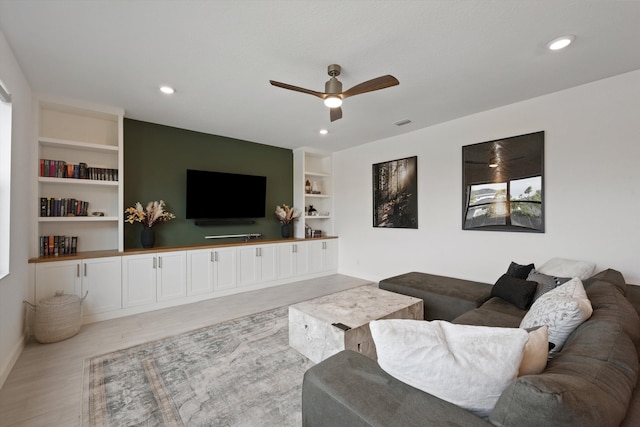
[324,96,342,108]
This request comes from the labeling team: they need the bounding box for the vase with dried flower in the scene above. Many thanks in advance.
[275,204,301,238]
[125,200,176,248]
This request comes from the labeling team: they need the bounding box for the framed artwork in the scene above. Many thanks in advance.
[462,131,544,232]
[373,156,418,228]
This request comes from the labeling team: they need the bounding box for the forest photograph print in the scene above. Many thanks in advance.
[373,156,418,228]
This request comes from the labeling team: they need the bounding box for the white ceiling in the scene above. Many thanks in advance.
[1,1,639,153]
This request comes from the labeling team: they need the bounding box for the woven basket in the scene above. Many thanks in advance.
[28,292,86,344]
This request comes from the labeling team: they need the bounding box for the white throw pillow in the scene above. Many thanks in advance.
[370,319,529,418]
[538,257,596,280]
[519,325,549,376]
[520,277,592,354]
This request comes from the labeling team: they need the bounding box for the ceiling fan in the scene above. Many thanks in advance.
[269,64,399,122]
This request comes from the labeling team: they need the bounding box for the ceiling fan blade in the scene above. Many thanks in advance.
[269,80,326,99]
[342,75,399,98]
[330,106,342,122]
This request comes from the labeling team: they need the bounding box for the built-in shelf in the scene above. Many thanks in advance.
[294,148,333,238]
[38,216,119,222]
[38,177,118,186]
[39,137,119,152]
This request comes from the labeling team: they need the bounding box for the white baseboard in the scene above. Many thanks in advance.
[0,334,25,390]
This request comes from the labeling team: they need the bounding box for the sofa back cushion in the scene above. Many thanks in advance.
[490,280,640,427]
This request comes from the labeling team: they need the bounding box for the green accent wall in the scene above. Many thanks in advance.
[124,119,292,249]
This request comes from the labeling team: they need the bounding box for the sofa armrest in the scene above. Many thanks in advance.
[302,350,490,427]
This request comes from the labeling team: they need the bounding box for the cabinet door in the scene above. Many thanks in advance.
[157,251,187,301]
[308,240,326,273]
[122,254,157,308]
[35,260,82,302]
[187,249,214,296]
[237,247,260,287]
[278,243,308,278]
[258,244,278,283]
[213,247,236,291]
[294,242,309,275]
[82,256,122,314]
[323,239,338,271]
[277,243,296,279]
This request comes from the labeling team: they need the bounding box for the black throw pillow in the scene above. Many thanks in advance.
[491,274,538,310]
[506,262,535,280]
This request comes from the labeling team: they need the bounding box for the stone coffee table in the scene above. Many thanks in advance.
[288,285,423,363]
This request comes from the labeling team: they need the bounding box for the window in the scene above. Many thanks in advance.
[0,79,12,279]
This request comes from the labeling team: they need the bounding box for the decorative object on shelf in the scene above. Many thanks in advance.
[305,179,312,194]
[140,226,155,248]
[308,205,318,216]
[275,204,301,238]
[125,200,176,248]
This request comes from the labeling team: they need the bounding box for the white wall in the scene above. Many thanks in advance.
[334,70,640,285]
[0,29,32,388]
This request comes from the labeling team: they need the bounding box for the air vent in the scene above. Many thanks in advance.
[394,119,412,126]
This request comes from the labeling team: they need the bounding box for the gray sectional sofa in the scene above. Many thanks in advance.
[302,269,640,426]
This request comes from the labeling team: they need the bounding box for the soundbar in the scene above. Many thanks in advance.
[194,219,256,226]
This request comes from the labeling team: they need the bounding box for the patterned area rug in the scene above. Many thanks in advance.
[83,307,314,426]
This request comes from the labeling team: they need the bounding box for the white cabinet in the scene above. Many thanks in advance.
[308,239,338,273]
[34,256,122,316]
[122,251,186,308]
[34,95,124,257]
[237,244,278,287]
[293,148,333,239]
[187,247,237,295]
[122,253,157,308]
[81,257,123,314]
[156,251,187,301]
[278,241,309,279]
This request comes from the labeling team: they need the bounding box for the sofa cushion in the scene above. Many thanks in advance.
[538,257,596,280]
[453,297,526,328]
[506,261,535,279]
[302,350,491,427]
[583,268,628,296]
[526,269,571,301]
[490,319,639,427]
[370,319,529,418]
[491,274,537,310]
[520,278,593,354]
[519,325,549,376]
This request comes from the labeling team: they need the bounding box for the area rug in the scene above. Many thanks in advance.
[83,307,314,426]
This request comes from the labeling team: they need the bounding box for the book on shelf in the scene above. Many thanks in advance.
[39,235,78,256]
[39,158,118,181]
[39,197,90,217]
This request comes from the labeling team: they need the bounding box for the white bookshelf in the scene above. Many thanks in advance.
[293,148,334,238]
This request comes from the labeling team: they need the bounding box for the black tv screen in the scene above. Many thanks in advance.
[186,169,267,219]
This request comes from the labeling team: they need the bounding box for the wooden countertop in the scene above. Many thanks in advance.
[28,236,338,263]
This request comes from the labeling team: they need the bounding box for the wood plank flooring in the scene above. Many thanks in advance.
[0,274,372,427]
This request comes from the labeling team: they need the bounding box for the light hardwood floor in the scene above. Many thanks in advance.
[0,274,372,427]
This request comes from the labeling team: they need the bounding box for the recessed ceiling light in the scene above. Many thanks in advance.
[319,129,328,135]
[547,35,575,51]
[160,85,175,94]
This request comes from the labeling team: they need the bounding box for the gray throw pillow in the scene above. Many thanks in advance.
[527,269,571,301]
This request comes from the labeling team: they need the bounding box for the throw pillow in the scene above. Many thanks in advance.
[526,269,571,301]
[506,261,535,280]
[518,325,549,376]
[538,257,596,280]
[370,319,529,418]
[520,277,593,355]
[491,274,538,310]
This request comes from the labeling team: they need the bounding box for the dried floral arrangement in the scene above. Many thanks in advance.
[275,204,301,224]
[125,200,176,227]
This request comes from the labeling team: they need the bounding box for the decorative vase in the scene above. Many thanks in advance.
[141,226,155,248]
[281,223,291,238]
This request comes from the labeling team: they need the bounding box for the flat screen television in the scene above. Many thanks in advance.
[186,169,267,219]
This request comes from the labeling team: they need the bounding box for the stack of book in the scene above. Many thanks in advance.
[39,235,78,256]
[39,159,118,181]
[40,197,89,217]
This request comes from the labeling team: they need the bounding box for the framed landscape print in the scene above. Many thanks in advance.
[462,131,544,232]
[373,156,418,228]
